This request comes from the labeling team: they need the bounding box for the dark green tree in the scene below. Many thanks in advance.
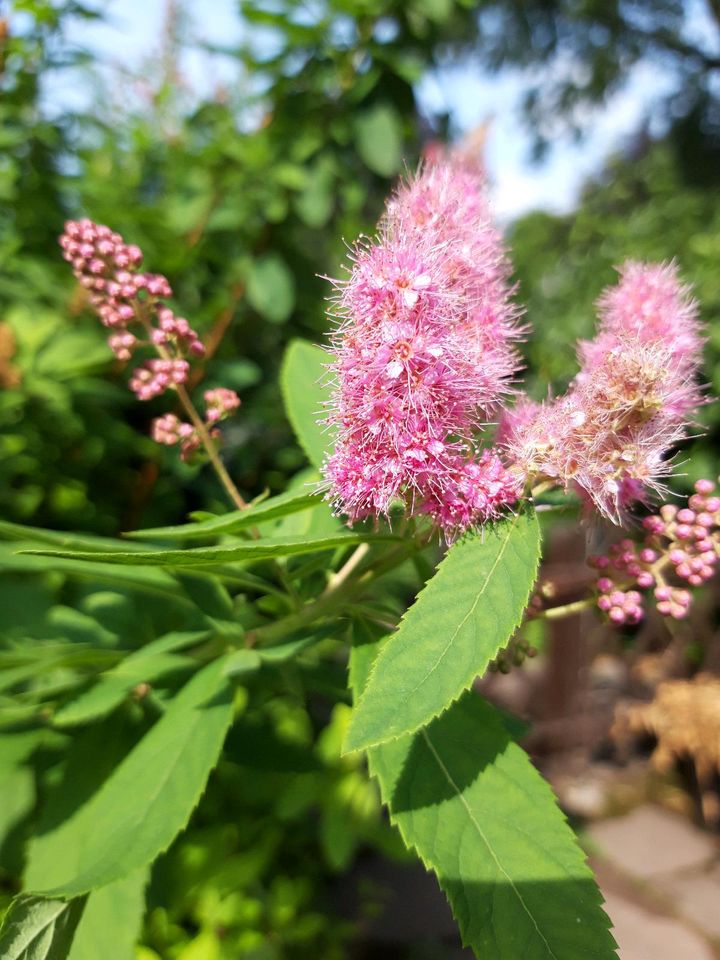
[474,0,720,155]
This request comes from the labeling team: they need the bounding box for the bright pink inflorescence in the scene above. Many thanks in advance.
[502,261,704,522]
[323,150,523,537]
[59,219,240,460]
[588,478,720,625]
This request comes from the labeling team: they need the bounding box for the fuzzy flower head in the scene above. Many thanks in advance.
[583,260,702,367]
[323,150,523,536]
[504,261,705,521]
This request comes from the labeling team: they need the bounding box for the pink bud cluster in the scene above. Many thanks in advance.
[60,219,204,399]
[589,478,719,624]
[205,387,241,423]
[323,151,523,536]
[151,414,200,459]
[150,389,241,461]
[151,307,204,358]
[503,261,704,521]
[129,359,190,401]
[59,220,241,461]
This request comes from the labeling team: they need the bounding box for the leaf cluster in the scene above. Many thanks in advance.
[0,341,618,959]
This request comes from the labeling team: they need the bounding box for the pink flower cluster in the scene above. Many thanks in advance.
[60,219,204,399]
[589,478,719,624]
[205,387,241,423]
[323,151,523,536]
[151,413,200,459]
[503,262,704,521]
[129,358,190,401]
[60,219,240,460]
[152,389,242,461]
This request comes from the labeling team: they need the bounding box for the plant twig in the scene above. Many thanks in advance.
[537,597,595,620]
[174,381,248,510]
[325,543,370,592]
[139,313,248,511]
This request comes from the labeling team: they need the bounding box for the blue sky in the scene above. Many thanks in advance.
[47,0,707,221]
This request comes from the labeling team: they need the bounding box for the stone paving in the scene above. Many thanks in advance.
[589,805,720,960]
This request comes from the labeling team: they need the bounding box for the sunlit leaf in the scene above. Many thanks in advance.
[345,510,541,751]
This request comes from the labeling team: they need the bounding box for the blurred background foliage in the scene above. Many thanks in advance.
[3,0,720,957]
[3,0,720,532]
[511,129,720,492]
[1,0,483,533]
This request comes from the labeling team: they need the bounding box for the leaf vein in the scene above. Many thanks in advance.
[400,514,521,701]
[421,727,560,960]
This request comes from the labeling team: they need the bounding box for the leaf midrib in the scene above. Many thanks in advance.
[421,728,560,960]
[37,676,231,897]
[401,515,521,702]
[16,903,66,956]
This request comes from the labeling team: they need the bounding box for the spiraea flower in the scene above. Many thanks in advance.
[504,260,704,521]
[323,151,523,536]
[581,260,702,370]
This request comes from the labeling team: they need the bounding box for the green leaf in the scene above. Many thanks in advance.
[353,103,403,177]
[0,544,194,604]
[347,631,617,960]
[26,657,235,898]
[222,649,262,678]
[246,254,296,324]
[0,765,35,871]
[280,339,334,469]
[344,511,541,752]
[173,574,234,619]
[0,520,148,553]
[0,896,87,960]
[294,155,335,227]
[51,636,202,728]
[23,532,391,568]
[68,870,147,960]
[256,634,319,663]
[124,489,320,541]
[368,694,616,959]
[223,633,323,679]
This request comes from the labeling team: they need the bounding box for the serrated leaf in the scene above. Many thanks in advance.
[124,489,320,541]
[280,339,335,469]
[369,694,616,959]
[344,511,541,752]
[347,632,617,960]
[22,532,392,568]
[26,657,235,898]
[0,520,148,553]
[52,635,203,728]
[68,869,147,960]
[0,895,86,960]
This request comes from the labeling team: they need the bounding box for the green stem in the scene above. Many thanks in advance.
[174,381,248,511]
[325,542,370,591]
[247,542,414,648]
[139,313,248,512]
[538,597,595,620]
